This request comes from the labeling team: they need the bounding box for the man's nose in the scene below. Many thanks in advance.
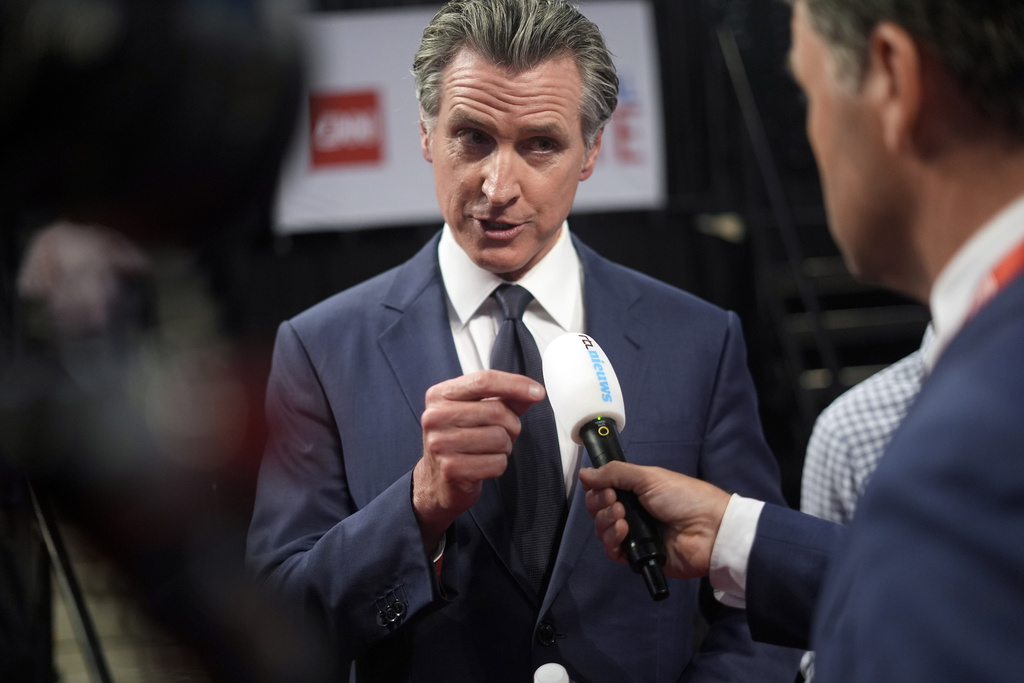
[481,147,521,206]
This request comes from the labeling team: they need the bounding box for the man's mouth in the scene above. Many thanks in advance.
[477,219,523,238]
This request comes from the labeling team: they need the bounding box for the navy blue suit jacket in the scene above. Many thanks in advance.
[745,273,1024,679]
[247,233,800,682]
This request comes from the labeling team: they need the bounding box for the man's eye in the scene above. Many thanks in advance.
[460,129,489,145]
[531,138,558,153]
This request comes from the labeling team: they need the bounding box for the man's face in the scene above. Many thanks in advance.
[789,1,909,286]
[420,48,602,281]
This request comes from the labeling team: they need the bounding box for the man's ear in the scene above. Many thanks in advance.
[579,127,603,180]
[420,117,433,163]
[867,22,923,153]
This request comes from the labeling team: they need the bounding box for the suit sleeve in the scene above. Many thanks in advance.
[681,312,804,681]
[746,503,843,649]
[245,321,442,663]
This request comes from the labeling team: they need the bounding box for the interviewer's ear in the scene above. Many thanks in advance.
[866,22,923,153]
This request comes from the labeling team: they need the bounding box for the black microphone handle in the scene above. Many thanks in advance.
[579,417,670,601]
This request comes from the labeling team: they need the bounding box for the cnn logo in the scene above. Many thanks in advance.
[309,91,383,167]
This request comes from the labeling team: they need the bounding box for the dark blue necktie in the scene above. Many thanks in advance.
[490,284,567,594]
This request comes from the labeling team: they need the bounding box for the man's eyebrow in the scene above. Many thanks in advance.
[448,110,491,131]
[447,109,568,139]
[521,122,566,138]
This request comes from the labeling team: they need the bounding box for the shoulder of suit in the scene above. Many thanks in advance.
[574,236,728,316]
[287,238,441,339]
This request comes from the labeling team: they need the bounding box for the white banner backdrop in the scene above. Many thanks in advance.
[273,1,664,233]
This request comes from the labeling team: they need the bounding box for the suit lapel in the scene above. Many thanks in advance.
[377,235,463,427]
[470,476,526,596]
[542,238,648,613]
[377,234,524,592]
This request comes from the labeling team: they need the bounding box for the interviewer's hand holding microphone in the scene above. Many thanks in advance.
[543,333,731,584]
[580,461,731,581]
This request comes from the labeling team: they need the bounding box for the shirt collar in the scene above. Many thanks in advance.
[438,222,581,330]
[927,192,1024,369]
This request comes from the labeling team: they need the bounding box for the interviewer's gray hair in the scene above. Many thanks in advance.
[412,0,618,150]
[789,0,1024,139]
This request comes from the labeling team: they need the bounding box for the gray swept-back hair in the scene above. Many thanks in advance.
[412,0,618,150]
[788,0,1024,139]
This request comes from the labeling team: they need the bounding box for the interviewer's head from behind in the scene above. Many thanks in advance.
[786,0,1024,298]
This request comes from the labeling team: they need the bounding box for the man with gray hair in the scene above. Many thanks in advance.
[247,0,800,680]
[583,0,1024,680]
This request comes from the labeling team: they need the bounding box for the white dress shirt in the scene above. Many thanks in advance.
[437,222,586,497]
[710,192,1024,607]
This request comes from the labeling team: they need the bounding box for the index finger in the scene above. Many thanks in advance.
[429,370,545,414]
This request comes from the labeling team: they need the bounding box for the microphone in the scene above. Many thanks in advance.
[534,663,570,683]
[542,333,669,601]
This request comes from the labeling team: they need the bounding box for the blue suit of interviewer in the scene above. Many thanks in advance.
[742,274,1024,681]
[246,232,800,682]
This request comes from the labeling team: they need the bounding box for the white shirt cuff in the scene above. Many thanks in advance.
[709,493,765,608]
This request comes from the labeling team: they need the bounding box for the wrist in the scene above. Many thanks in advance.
[411,460,453,551]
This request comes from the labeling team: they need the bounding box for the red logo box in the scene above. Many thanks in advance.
[309,90,384,167]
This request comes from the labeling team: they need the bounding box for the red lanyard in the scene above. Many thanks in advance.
[969,238,1024,318]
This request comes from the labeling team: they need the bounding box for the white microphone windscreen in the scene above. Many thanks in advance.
[542,333,626,444]
[534,663,570,683]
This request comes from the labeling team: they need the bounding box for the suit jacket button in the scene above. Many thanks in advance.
[378,599,406,626]
[536,621,557,646]
[384,602,403,623]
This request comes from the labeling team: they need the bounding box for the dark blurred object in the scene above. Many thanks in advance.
[1,254,335,681]
[0,1,338,681]
[0,0,302,244]
[0,479,52,682]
